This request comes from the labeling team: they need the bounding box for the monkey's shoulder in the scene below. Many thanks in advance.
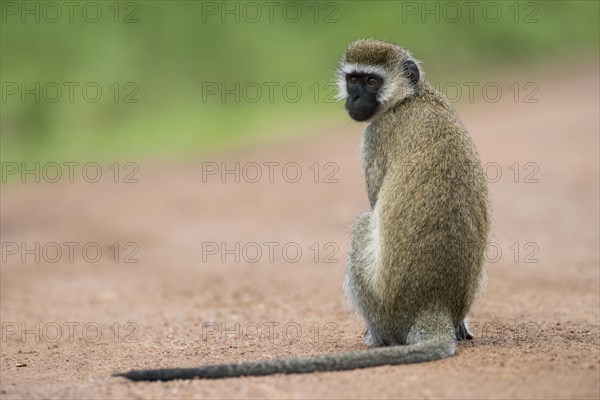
[371,90,465,149]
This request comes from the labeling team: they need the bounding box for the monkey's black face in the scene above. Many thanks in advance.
[345,73,383,121]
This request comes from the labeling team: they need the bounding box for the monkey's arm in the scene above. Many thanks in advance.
[114,341,455,381]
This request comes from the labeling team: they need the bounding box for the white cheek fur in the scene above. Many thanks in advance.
[335,73,348,101]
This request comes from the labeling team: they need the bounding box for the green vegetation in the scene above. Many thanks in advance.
[1,0,598,162]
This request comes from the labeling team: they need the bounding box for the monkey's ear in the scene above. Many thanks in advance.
[402,59,420,86]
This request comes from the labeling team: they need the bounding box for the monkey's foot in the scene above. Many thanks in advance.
[455,321,474,341]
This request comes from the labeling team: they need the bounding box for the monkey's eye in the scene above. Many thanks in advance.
[348,76,358,85]
[366,76,380,87]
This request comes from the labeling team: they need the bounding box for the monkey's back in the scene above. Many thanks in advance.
[365,83,490,332]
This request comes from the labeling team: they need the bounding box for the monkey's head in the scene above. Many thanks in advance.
[336,39,422,122]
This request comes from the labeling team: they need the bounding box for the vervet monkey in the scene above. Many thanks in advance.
[116,39,490,381]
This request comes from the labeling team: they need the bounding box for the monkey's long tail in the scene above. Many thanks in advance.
[114,341,455,381]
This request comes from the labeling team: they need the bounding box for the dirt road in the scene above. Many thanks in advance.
[1,64,598,399]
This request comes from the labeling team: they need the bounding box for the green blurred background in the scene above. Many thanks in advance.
[1,0,598,162]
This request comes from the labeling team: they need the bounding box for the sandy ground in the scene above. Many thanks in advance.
[1,64,599,399]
